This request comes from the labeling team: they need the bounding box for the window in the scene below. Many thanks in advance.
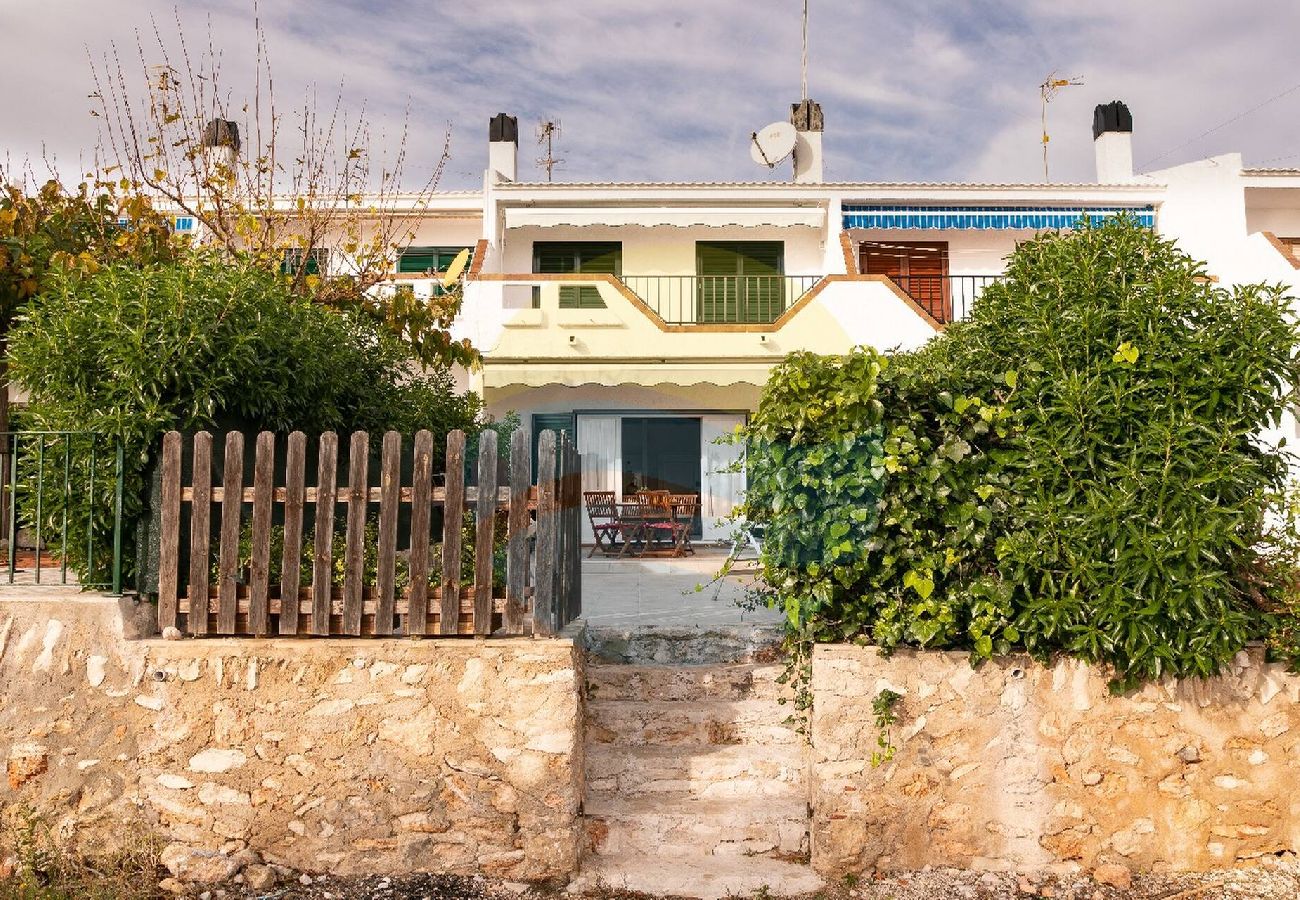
[532,242,622,309]
[397,246,471,275]
[695,241,785,323]
[531,413,575,474]
[173,217,196,234]
[281,248,329,277]
[859,241,950,322]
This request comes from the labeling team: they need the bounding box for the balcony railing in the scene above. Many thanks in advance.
[885,274,1001,324]
[620,275,822,325]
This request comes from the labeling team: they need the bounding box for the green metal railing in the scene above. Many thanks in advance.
[620,275,822,325]
[1,432,124,593]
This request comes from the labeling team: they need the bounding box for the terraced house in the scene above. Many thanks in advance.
[187,101,1300,544]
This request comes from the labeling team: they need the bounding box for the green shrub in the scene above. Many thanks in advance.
[7,253,481,585]
[741,218,1300,687]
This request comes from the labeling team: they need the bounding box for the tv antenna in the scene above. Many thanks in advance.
[750,121,798,170]
[536,119,564,182]
[800,0,810,101]
[1040,71,1084,181]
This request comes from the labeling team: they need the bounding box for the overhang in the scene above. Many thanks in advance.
[503,206,824,229]
[482,360,778,389]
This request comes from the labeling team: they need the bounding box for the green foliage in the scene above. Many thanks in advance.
[8,254,481,584]
[1,805,163,900]
[0,180,175,336]
[740,218,1300,687]
[1254,484,1300,670]
[870,688,903,767]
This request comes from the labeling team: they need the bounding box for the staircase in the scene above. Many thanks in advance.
[574,627,822,899]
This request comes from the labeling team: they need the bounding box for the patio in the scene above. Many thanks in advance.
[579,546,782,629]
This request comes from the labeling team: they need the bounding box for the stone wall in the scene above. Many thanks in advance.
[0,595,583,882]
[810,644,1300,877]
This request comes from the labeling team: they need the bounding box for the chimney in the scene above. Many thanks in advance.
[488,113,518,183]
[790,99,824,184]
[199,118,240,172]
[1093,101,1134,182]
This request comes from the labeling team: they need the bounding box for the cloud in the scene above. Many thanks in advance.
[3,1,1299,189]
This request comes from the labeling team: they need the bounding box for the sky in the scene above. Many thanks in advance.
[2,1,1300,190]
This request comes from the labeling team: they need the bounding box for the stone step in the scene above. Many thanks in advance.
[585,744,806,800]
[584,625,785,666]
[586,698,801,747]
[584,795,810,861]
[569,853,824,900]
[585,661,790,703]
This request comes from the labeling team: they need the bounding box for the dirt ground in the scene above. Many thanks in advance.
[150,856,1300,900]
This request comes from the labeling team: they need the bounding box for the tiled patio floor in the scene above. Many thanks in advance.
[579,548,783,628]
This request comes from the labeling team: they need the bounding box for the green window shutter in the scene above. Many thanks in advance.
[531,413,576,474]
[398,247,471,296]
[533,242,621,309]
[282,248,327,276]
[695,242,784,323]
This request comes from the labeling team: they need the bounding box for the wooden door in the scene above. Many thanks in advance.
[860,241,951,322]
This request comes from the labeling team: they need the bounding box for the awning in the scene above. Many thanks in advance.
[504,206,824,229]
[843,204,1156,230]
[482,361,778,389]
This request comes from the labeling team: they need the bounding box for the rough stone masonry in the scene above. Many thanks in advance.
[811,644,1300,877]
[0,595,583,882]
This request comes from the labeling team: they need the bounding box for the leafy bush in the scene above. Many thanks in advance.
[741,218,1300,687]
[8,253,481,585]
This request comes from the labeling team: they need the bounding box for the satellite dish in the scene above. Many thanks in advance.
[441,248,471,288]
[750,121,797,168]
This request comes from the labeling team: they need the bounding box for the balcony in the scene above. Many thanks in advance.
[619,275,823,325]
[884,274,1001,324]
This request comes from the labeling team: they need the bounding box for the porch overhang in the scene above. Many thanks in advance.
[503,207,824,229]
[481,360,777,389]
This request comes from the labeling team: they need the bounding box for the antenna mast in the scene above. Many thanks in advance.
[536,119,564,183]
[1040,71,1084,181]
[800,0,809,101]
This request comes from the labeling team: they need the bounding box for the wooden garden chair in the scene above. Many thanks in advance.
[583,490,621,557]
[645,493,699,557]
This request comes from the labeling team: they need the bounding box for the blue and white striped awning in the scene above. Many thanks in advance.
[842,205,1155,231]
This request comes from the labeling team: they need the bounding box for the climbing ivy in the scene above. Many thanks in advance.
[739,218,1300,688]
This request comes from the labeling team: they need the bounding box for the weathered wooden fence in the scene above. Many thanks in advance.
[156,428,581,637]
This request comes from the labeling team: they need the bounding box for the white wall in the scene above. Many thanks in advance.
[501,225,827,276]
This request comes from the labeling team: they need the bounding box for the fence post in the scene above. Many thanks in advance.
[375,431,401,637]
[473,430,499,636]
[157,432,181,632]
[216,432,245,633]
[342,431,369,636]
[534,430,558,636]
[7,434,17,584]
[112,439,125,596]
[440,430,466,635]
[505,428,530,635]
[407,430,434,636]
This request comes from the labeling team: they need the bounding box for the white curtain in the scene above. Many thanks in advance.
[576,415,620,544]
[700,414,747,542]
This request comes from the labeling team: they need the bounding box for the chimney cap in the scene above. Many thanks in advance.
[200,118,241,153]
[489,113,519,144]
[1092,101,1133,140]
[790,99,824,133]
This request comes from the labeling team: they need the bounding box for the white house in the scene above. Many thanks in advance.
[176,102,1300,543]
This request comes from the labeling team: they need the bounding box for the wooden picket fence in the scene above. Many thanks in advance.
[156,428,581,637]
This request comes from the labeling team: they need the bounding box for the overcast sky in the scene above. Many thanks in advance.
[3,1,1299,189]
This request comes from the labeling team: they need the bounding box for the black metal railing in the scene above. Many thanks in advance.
[1,432,125,592]
[620,275,822,325]
[885,274,1001,324]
